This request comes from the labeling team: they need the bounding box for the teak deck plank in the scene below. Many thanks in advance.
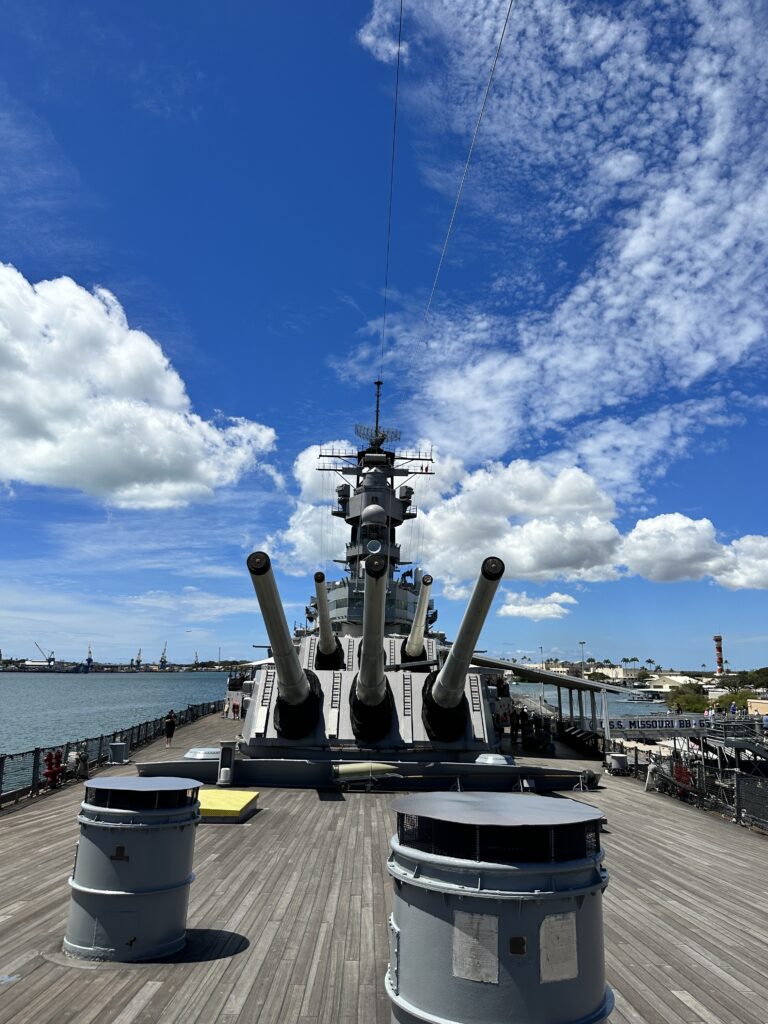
[1,718,768,1023]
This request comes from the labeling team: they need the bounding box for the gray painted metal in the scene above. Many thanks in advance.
[432,558,505,710]
[404,574,433,658]
[313,571,336,656]
[386,792,613,1024]
[63,776,200,962]
[247,552,310,705]
[356,555,388,706]
[108,741,128,764]
[390,792,603,827]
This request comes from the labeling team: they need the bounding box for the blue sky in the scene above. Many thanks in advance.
[0,0,766,670]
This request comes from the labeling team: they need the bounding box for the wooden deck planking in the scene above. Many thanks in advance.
[1,721,767,1022]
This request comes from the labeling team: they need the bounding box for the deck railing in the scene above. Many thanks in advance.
[606,737,768,832]
[0,699,225,807]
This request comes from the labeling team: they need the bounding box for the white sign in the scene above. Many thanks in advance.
[608,717,706,731]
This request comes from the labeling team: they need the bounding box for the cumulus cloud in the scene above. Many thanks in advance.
[619,514,768,589]
[0,264,276,507]
[498,591,578,621]
[293,440,353,502]
[619,514,727,583]
[267,502,348,576]
[275,454,768,591]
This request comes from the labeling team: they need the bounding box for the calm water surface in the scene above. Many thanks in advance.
[0,671,226,753]
[509,681,672,718]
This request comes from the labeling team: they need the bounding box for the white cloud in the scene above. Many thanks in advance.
[717,536,768,589]
[275,454,768,591]
[354,0,768,480]
[545,398,738,499]
[420,460,620,583]
[0,264,276,507]
[293,440,353,502]
[619,516,768,589]
[358,0,410,64]
[267,501,348,576]
[124,586,257,621]
[498,591,577,621]
[619,514,728,582]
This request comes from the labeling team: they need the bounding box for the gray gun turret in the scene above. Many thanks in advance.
[423,556,505,741]
[403,573,433,663]
[350,553,394,742]
[313,572,345,670]
[247,551,322,738]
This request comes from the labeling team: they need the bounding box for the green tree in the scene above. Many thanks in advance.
[666,683,707,713]
[713,689,755,711]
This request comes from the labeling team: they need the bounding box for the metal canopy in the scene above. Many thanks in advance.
[391,792,603,826]
[468,654,626,694]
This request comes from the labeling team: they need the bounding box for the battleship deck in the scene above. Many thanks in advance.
[0,717,766,1024]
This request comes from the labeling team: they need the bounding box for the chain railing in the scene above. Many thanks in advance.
[0,699,224,807]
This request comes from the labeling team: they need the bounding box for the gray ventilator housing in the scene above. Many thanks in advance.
[385,792,614,1024]
[63,776,201,962]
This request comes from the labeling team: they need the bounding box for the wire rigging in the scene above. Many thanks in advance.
[419,0,517,345]
[379,0,405,379]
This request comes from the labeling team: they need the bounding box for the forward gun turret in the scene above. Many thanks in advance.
[247,551,322,738]
[422,556,504,741]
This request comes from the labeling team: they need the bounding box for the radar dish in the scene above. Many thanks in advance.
[355,423,401,446]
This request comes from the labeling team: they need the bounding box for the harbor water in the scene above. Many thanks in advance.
[0,671,226,754]
[508,681,672,720]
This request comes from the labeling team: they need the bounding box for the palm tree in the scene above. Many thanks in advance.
[645,658,654,669]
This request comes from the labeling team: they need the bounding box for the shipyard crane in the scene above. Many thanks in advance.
[159,642,168,671]
[85,644,93,671]
[35,642,55,667]
[135,648,142,671]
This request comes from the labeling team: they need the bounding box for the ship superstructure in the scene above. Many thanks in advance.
[309,381,436,637]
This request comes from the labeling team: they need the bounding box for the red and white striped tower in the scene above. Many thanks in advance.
[713,634,724,675]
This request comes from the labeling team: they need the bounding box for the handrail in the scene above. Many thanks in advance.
[0,699,225,806]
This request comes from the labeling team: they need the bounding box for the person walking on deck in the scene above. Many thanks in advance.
[509,708,520,743]
[164,710,177,748]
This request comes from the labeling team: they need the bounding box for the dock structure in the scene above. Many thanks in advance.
[1,718,768,1023]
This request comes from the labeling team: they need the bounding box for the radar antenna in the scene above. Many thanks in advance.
[354,379,401,449]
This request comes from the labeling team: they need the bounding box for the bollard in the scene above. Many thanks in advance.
[385,792,613,1024]
[63,777,201,962]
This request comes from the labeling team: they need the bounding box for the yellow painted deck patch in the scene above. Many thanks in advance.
[198,788,260,822]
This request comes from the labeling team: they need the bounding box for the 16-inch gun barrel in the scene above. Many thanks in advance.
[431,557,504,709]
[314,572,336,657]
[247,551,310,705]
[404,574,433,658]
[356,554,388,707]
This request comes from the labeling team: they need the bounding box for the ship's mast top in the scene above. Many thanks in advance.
[317,382,434,579]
